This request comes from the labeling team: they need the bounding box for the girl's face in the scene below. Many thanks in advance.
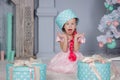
[64,18,77,35]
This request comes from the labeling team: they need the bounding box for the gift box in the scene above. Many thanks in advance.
[77,61,111,80]
[6,63,46,80]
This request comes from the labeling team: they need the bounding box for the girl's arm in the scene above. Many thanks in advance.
[74,33,84,52]
[58,33,68,52]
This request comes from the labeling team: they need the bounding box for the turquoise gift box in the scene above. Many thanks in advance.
[77,61,111,80]
[6,63,46,80]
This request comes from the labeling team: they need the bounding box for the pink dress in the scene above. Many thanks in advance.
[47,36,84,74]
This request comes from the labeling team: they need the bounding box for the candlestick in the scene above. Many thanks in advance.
[10,50,15,62]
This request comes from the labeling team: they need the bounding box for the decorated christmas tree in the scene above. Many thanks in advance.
[97,0,120,49]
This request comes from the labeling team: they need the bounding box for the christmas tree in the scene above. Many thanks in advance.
[97,0,120,49]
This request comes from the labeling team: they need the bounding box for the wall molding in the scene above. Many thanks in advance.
[37,8,57,16]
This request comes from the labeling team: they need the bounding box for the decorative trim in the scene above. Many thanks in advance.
[37,8,57,16]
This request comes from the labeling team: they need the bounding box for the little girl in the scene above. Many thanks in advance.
[47,9,85,74]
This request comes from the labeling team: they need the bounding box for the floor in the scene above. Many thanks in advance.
[0,54,120,80]
[0,61,7,80]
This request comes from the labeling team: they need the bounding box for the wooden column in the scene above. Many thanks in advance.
[11,0,34,58]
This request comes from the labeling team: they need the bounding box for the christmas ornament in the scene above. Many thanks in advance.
[107,39,116,49]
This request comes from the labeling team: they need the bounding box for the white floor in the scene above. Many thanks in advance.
[0,61,7,80]
[0,55,120,80]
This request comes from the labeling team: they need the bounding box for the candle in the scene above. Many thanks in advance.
[1,51,5,61]
[6,13,13,61]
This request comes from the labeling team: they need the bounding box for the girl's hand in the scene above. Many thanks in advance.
[74,33,85,43]
[74,33,84,40]
[57,32,67,39]
[57,32,68,52]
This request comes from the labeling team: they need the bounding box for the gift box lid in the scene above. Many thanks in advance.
[6,63,46,71]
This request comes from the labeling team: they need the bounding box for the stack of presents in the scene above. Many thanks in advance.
[77,55,111,80]
[5,55,114,80]
[6,58,46,80]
